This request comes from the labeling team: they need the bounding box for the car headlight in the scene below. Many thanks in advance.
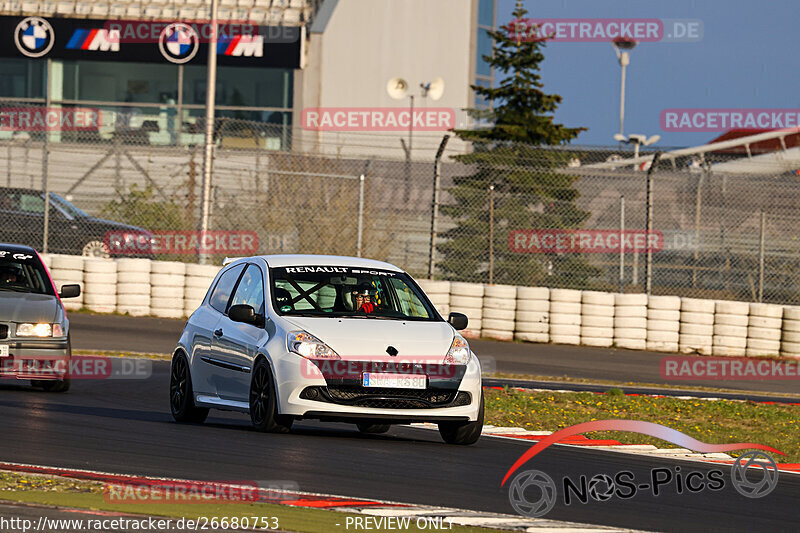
[16,323,53,337]
[287,331,340,360]
[444,335,470,365]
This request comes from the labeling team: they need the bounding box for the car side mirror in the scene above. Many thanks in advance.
[448,312,468,331]
[229,304,262,326]
[59,284,81,299]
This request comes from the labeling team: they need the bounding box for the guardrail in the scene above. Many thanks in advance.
[40,254,800,359]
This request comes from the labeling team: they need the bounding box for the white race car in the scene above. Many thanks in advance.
[170,255,483,444]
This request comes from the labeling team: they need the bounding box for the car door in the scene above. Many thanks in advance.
[209,263,268,402]
[190,263,245,396]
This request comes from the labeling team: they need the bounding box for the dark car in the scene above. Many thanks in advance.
[0,186,154,257]
[0,243,81,392]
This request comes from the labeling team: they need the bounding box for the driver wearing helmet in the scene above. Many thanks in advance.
[0,266,18,286]
[352,283,376,313]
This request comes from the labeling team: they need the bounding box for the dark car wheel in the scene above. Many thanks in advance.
[37,378,71,393]
[438,393,484,445]
[169,352,209,423]
[356,422,391,434]
[250,359,292,433]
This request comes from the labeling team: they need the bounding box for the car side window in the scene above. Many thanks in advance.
[229,264,265,315]
[208,264,245,313]
[19,194,45,214]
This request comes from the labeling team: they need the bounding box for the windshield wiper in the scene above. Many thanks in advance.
[0,286,34,293]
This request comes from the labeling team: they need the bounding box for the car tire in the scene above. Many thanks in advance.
[438,393,483,445]
[249,359,293,433]
[39,378,71,392]
[356,422,391,434]
[82,240,111,258]
[169,352,209,423]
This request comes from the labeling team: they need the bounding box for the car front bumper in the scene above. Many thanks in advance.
[0,339,70,381]
[273,352,483,422]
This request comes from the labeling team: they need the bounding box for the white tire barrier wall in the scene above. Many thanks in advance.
[646,295,681,352]
[781,307,800,359]
[549,289,581,345]
[580,291,614,347]
[450,282,483,339]
[115,258,151,317]
[416,280,451,318]
[746,303,782,357]
[614,293,647,350]
[481,284,517,341]
[184,263,219,317]
[32,253,800,359]
[515,287,549,343]
[83,258,117,314]
[678,298,714,354]
[712,300,750,356]
[48,254,84,311]
[150,261,186,319]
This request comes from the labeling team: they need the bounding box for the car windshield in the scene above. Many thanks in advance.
[0,249,53,295]
[49,193,89,218]
[270,266,438,321]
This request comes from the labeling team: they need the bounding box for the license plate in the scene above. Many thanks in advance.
[0,345,7,357]
[362,372,426,389]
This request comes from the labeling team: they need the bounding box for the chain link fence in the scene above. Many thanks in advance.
[1,99,799,304]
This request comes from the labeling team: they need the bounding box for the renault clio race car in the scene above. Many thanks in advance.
[170,255,483,445]
[0,243,81,392]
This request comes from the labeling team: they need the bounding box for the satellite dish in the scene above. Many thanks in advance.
[428,77,445,100]
[387,78,409,100]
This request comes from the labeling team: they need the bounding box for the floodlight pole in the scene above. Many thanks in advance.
[199,0,219,264]
[618,53,627,140]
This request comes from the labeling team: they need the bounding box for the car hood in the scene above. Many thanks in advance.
[0,292,58,324]
[280,316,455,360]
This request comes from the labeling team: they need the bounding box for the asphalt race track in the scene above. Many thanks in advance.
[69,313,800,395]
[0,361,798,532]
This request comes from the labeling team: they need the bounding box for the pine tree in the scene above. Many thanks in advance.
[437,2,598,287]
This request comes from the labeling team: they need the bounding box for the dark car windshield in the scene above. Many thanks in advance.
[0,249,54,295]
[270,266,438,321]
[49,193,89,218]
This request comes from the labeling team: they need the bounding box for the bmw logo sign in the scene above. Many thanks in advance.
[159,23,199,64]
[14,17,55,58]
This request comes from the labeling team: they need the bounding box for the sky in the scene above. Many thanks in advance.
[496,0,800,148]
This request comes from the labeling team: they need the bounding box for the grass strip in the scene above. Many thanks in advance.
[0,472,500,533]
[484,387,800,462]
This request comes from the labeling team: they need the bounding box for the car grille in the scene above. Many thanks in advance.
[300,386,471,409]
[0,324,7,339]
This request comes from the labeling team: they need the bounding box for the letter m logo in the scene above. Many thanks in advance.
[88,29,120,52]
[231,35,263,57]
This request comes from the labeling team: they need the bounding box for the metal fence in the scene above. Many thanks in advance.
[2,100,800,304]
